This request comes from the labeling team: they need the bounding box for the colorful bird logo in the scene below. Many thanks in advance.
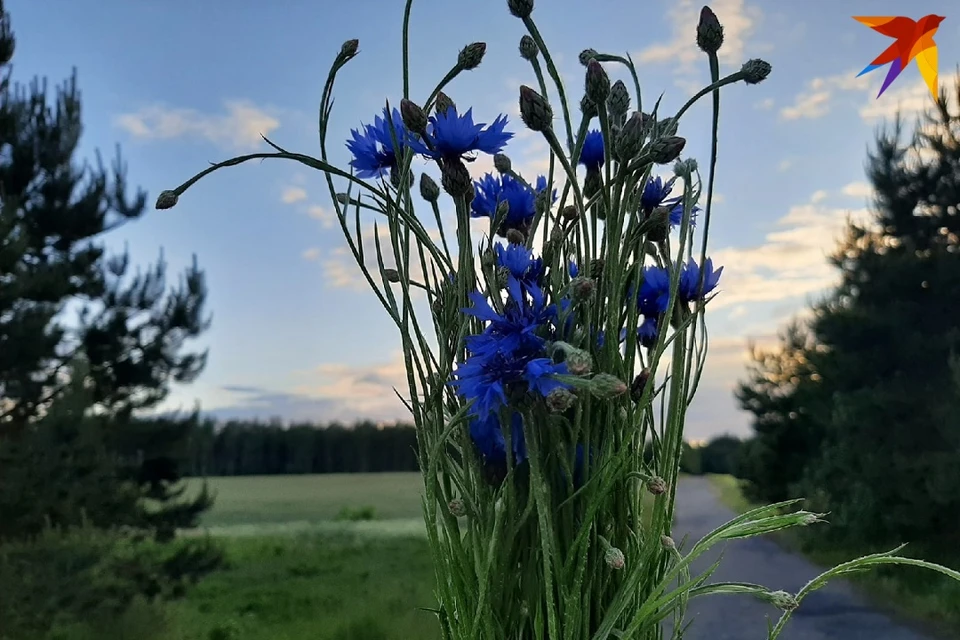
[854,15,945,100]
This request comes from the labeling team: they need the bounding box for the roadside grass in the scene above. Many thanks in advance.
[706,474,960,638]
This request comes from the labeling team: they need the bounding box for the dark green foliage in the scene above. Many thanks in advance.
[678,441,702,475]
[698,435,742,475]
[736,77,960,556]
[184,418,421,476]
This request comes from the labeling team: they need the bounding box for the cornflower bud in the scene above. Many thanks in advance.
[655,117,679,138]
[580,95,598,120]
[390,167,413,189]
[585,59,610,105]
[607,80,630,119]
[336,193,351,206]
[419,173,440,203]
[506,228,526,245]
[616,111,647,161]
[584,170,602,202]
[340,39,360,59]
[496,200,511,222]
[519,85,553,132]
[696,6,724,54]
[647,206,671,242]
[155,190,179,210]
[769,591,799,612]
[590,258,604,280]
[630,369,651,403]
[458,42,487,70]
[546,388,577,413]
[590,373,628,399]
[661,535,676,550]
[800,513,822,526]
[741,58,772,84]
[604,546,626,570]
[383,268,401,283]
[579,48,598,66]
[507,0,534,19]
[448,499,467,518]
[562,205,579,221]
[651,136,687,164]
[519,35,538,60]
[435,91,456,116]
[400,98,428,135]
[647,476,667,495]
[571,277,596,303]
[565,349,594,376]
[673,158,698,180]
[495,266,510,289]
[441,159,473,198]
[494,153,512,173]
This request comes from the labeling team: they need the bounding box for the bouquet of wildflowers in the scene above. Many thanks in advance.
[159,1,960,638]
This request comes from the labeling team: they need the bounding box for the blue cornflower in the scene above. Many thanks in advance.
[641,175,700,228]
[678,258,723,303]
[637,265,672,317]
[470,411,527,465]
[494,242,544,300]
[535,175,559,206]
[569,261,579,278]
[346,107,409,179]
[579,130,605,172]
[472,173,536,228]
[409,107,512,162]
[638,317,659,348]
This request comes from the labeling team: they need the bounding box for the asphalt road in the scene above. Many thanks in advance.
[661,476,946,640]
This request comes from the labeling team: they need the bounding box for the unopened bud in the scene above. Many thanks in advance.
[336,193,351,205]
[562,205,579,221]
[604,546,626,570]
[608,80,631,118]
[458,42,487,70]
[435,91,456,116]
[647,476,667,495]
[519,35,538,60]
[390,166,413,189]
[382,268,400,283]
[545,388,577,413]
[448,498,466,518]
[741,58,772,84]
[400,99,428,135]
[580,95,598,120]
[584,170,603,202]
[590,258,604,280]
[616,111,646,161]
[661,535,676,550]
[571,277,596,303]
[419,173,440,203]
[769,591,799,612]
[441,159,473,198]
[579,48,598,66]
[655,117,679,138]
[566,349,594,376]
[496,200,511,222]
[495,266,511,289]
[340,39,360,59]
[519,85,553,132]
[494,153,512,173]
[585,59,610,105]
[155,190,179,210]
[647,207,671,243]
[630,369,651,403]
[673,158,698,179]
[590,373,628,399]
[507,0,534,19]
[506,228,525,245]
[651,136,686,164]
[800,513,822,526]
[696,6,724,54]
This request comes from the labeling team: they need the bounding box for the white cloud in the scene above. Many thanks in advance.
[115,100,280,150]
[779,70,872,120]
[708,194,873,310]
[777,159,792,172]
[281,186,307,204]
[308,205,336,228]
[755,97,774,110]
[810,190,827,203]
[636,0,761,73]
[857,78,952,123]
[302,247,321,262]
[841,181,873,199]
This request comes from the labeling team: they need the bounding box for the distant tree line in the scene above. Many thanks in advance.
[182,418,421,476]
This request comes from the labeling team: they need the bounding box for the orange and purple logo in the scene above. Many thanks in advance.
[854,15,945,100]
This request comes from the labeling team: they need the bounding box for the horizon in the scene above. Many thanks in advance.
[7,0,957,439]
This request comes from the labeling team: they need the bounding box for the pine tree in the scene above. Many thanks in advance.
[0,0,215,547]
[737,78,960,554]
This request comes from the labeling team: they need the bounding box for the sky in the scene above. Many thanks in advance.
[6,0,958,439]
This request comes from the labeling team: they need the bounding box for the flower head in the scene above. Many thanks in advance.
[679,258,723,303]
[637,265,671,316]
[469,411,527,465]
[346,107,410,179]
[410,107,512,162]
[579,130,605,172]
[641,175,700,228]
[472,173,552,235]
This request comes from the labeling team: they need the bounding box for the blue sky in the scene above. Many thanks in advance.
[7,0,957,438]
